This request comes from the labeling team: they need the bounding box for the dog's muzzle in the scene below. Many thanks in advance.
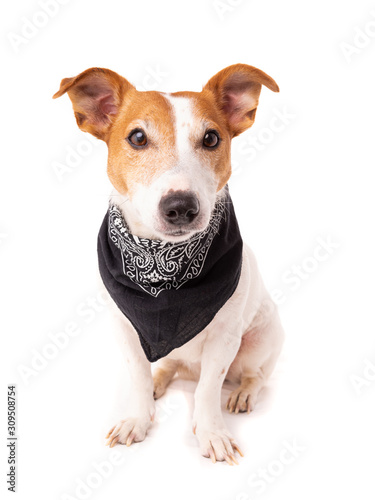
[159,191,200,226]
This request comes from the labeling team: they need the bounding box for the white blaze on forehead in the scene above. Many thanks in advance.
[163,94,200,162]
[158,94,217,223]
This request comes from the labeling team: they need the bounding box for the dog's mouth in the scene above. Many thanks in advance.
[160,227,198,242]
[165,229,190,237]
[156,219,209,242]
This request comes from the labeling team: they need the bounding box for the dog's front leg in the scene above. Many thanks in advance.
[193,325,243,464]
[106,310,155,448]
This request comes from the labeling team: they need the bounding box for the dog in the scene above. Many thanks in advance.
[54,64,285,465]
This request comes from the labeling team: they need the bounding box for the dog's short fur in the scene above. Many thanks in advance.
[54,64,285,465]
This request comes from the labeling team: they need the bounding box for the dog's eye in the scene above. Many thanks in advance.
[127,129,148,148]
[203,130,220,149]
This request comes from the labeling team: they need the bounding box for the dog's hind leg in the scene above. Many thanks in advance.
[226,307,284,414]
[226,374,266,414]
[153,358,179,399]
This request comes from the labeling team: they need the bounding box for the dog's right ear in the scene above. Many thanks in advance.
[53,68,134,141]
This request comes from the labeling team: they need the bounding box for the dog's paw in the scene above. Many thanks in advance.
[153,377,167,400]
[105,416,153,448]
[226,387,257,414]
[194,426,244,465]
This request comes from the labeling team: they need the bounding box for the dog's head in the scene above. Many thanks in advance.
[54,64,278,241]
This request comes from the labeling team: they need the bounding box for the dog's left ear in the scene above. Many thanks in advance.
[203,64,279,137]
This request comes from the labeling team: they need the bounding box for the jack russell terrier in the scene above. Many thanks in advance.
[54,64,285,465]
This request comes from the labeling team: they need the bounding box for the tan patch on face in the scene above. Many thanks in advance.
[107,90,176,197]
[170,91,232,191]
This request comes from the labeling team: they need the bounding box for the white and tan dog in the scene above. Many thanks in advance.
[54,64,284,465]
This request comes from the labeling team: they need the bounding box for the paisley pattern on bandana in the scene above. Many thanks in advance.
[98,186,243,362]
[108,199,226,297]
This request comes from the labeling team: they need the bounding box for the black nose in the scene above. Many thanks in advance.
[159,191,200,225]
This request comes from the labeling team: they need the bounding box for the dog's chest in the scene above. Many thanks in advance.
[165,327,210,361]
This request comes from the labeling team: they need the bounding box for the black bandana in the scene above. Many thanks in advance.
[97,187,243,362]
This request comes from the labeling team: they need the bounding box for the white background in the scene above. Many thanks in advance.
[1,0,375,499]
